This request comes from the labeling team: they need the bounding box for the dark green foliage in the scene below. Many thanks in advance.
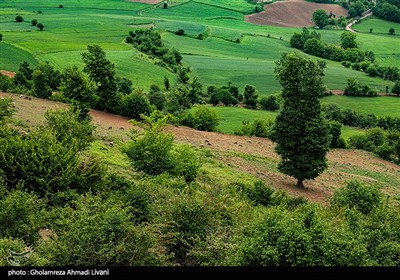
[116,77,133,95]
[60,65,96,104]
[243,84,258,109]
[328,120,346,148]
[332,180,382,214]
[164,76,170,90]
[148,84,166,110]
[39,194,164,266]
[234,119,273,138]
[0,128,80,200]
[37,23,44,31]
[208,84,240,106]
[271,52,330,188]
[245,181,274,207]
[32,69,52,98]
[344,78,377,96]
[44,108,95,151]
[0,73,12,91]
[375,142,395,160]
[392,81,400,96]
[258,95,280,111]
[0,238,48,266]
[0,33,2,42]
[0,97,15,123]
[0,190,44,244]
[341,32,358,49]
[312,9,329,28]
[82,44,118,112]
[14,61,33,88]
[289,27,321,50]
[350,1,367,17]
[321,103,342,122]
[15,15,23,22]
[179,106,219,132]
[127,28,183,72]
[348,134,375,151]
[31,19,37,26]
[175,29,185,36]
[169,196,212,265]
[120,90,152,120]
[389,27,395,34]
[373,1,400,23]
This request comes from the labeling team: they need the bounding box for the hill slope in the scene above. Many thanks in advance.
[2,91,400,205]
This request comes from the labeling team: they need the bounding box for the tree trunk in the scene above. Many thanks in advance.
[296,179,305,189]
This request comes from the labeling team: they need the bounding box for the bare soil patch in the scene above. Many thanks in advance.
[246,0,348,27]
[0,70,16,78]
[2,91,400,204]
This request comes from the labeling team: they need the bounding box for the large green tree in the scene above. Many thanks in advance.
[81,44,118,112]
[271,52,330,189]
[312,9,329,29]
[60,65,96,105]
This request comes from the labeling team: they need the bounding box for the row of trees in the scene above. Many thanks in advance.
[290,28,375,63]
[15,15,44,31]
[290,28,400,83]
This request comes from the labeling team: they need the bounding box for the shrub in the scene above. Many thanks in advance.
[375,142,395,161]
[234,119,273,138]
[15,15,23,22]
[168,196,212,265]
[44,108,95,150]
[332,180,382,214]
[39,194,163,266]
[0,97,15,123]
[0,238,48,266]
[0,190,45,244]
[258,95,280,111]
[392,81,400,96]
[123,114,174,175]
[120,91,152,120]
[175,29,185,36]
[32,69,52,98]
[169,144,201,184]
[31,19,37,26]
[245,181,274,207]
[0,128,81,200]
[37,23,44,31]
[180,106,219,132]
[347,134,374,151]
[389,27,395,35]
[365,127,386,147]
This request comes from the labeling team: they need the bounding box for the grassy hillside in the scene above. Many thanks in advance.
[1,0,398,94]
[321,95,400,117]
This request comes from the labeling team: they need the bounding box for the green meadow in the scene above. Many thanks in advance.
[0,0,399,116]
[321,95,400,118]
[202,105,362,140]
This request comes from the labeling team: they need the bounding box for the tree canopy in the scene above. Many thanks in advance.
[271,52,331,188]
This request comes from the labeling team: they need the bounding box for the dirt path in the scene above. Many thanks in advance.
[0,70,16,78]
[345,10,373,32]
[2,91,400,204]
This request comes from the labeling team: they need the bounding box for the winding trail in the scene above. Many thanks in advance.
[345,10,373,32]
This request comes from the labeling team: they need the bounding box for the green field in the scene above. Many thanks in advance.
[321,95,400,118]
[207,105,363,140]
[1,0,398,94]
